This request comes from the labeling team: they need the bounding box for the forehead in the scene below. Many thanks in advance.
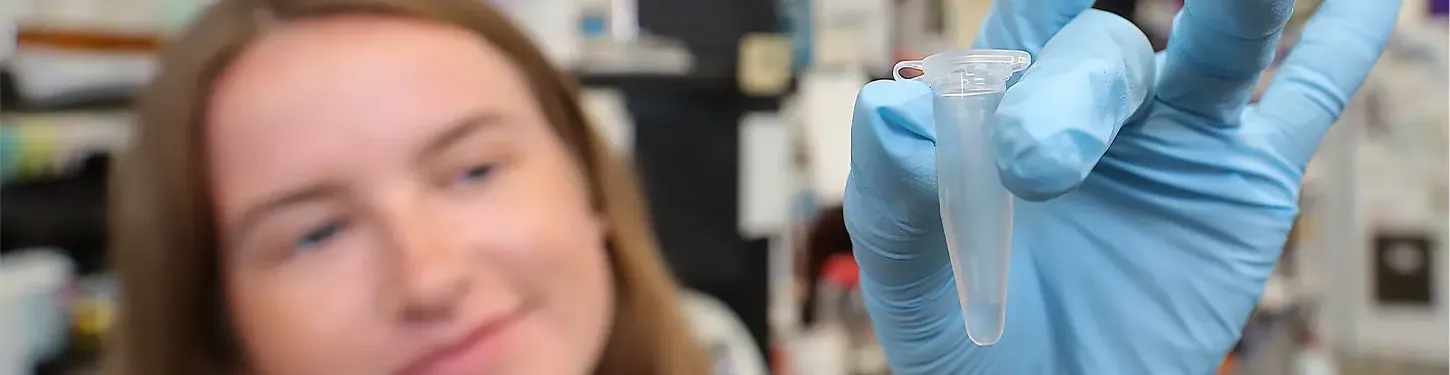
[204,15,537,198]
[208,14,531,137]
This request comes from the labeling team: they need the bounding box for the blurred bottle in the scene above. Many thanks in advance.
[816,255,888,375]
[0,0,36,60]
[777,0,812,73]
[0,250,76,374]
[578,0,610,40]
[1292,345,1339,375]
[157,0,211,36]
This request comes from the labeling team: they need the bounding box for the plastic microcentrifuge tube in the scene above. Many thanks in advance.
[892,49,1031,346]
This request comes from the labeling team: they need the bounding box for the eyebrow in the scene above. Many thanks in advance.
[416,113,504,162]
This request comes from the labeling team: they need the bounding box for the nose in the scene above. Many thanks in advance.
[385,206,472,323]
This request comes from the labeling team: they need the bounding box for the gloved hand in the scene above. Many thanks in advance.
[844,0,1402,373]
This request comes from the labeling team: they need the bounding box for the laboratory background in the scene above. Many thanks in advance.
[0,0,1446,374]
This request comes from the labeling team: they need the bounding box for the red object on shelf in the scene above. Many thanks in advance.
[821,254,860,289]
[768,345,789,375]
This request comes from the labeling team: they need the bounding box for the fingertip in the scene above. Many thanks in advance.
[987,12,1153,201]
[852,78,937,160]
[848,79,938,197]
[991,61,1124,201]
[993,122,1101,201]
[993,95,1098,202]
[857,79,934,121]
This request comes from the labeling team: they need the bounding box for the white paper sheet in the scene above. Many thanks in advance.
[797,70,868,206]
[738,112,794,238]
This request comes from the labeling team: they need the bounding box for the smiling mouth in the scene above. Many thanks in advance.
[399,309,527,375]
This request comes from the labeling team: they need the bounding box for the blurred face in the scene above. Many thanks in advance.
[206,16,613,375]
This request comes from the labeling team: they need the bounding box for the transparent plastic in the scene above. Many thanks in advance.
[892,49,1031,346]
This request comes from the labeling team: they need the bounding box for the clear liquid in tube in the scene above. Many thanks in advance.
[932,89,1012,346]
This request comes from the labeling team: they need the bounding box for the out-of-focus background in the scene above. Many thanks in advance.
[0,0,1445,374]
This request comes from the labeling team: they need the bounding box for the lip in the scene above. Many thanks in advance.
[398,309,527,375]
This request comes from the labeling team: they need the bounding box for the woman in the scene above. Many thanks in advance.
[108,0,708,373]
[107,0,1400,373]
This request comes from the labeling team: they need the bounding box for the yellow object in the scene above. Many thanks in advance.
[14,122,60,179]
[738,33,794,96]
[73,299,114,345]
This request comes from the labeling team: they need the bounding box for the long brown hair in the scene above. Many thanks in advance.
[106,0,709,374]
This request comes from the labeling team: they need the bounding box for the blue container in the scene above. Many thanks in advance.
[0,127,16,182]
[779,0,813,73]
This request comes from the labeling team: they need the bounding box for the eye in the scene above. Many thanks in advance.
[453,164,495,185]
[294,220,348,251]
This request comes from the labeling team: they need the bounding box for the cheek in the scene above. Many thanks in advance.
[449,154,611,291]
[227,264,393,375]
[447,152,616,367]
[466,196,611,307]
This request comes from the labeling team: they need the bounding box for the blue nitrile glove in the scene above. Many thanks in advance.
[845,0,1402,373]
